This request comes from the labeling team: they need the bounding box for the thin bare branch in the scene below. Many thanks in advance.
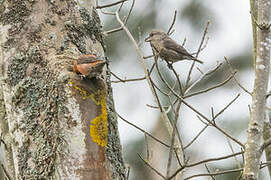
[1,163,12,180]
[184,62,223,94]
[126,165,131,180]
[167,10,177,35]
[183,168,243,180]
[182,37,187,46]
[110,71,146,83]
[191,36,210,55]
[148,77,164,112]
[138,154,166,179]
[96,0,128,9]
[205,164,215,180]
[261,137,271,151]
[224,57,252,95]
[213,93,240,120]
[169,151,243,180]
[114,12,183,163]
[187,152,243,169]
[144,134,150,161]
[184,124,208,149]
[184,71,237,98]
[100,9,115,15]
[226,137,241,168]
[158,76,244,147]
[185,21,210,89]
[104,0,135,34]
[117,113,170,148]
[166,100,182,178]
[169,64,184,95]
[143,55,154,59]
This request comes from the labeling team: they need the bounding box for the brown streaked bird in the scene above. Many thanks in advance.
[145,30,203,64]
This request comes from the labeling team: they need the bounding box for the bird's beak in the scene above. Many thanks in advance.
[145,36,151,42]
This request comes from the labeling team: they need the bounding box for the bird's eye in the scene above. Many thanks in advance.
[150,33,153,37]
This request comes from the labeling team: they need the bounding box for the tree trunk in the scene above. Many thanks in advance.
[0,0,125,179]
[263,122,271,177]
[243,0,271,179]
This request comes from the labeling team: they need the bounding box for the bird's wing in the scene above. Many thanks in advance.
[162,37,194,58]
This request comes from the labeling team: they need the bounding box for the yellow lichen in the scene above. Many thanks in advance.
[89,91,107,147]
[68,81,108,147]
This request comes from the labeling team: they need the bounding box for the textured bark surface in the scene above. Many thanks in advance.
[263,122,271,176]
[0,0,125,179]
[243,0,271,179]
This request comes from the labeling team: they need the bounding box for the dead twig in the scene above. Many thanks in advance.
[105,0,135,34]
[167,10,177,35]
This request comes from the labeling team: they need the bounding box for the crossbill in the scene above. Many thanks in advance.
[73,54,106,79]
[145,30,203,64]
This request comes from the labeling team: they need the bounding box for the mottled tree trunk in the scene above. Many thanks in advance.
[263,122,271,176]
[243,0,271,179]
[0,0,125,179]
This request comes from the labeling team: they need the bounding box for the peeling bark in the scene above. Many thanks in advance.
[243,0,271,179]
[0,0,125,179]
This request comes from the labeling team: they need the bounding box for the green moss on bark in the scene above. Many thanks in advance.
[65,8,105,53]
[13,67,67,179]
[7,46,43,86]
[7,45,68,179]
[105,68,126,180]
[0,1,30,25]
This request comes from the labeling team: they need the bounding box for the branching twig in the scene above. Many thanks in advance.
[104,0,135,34]
[184,62,223,94]
[155,73,244,147]
[184,21,210,89]
[224,57,252,95]
[213,93,240,120]
[168,151,243,179]
[117,113,170,148]
[111,71,146,83]
[205,164,215,180]
[184,71,237,98]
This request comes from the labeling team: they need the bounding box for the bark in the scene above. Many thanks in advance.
[263,122,271,177]
[243,0,271,179]
[250,0,258,66]
[0,0,125,179]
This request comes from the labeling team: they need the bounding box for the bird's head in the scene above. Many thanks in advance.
[145,30,167,42]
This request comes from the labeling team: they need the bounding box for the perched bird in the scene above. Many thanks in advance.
[145,30,203,64]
